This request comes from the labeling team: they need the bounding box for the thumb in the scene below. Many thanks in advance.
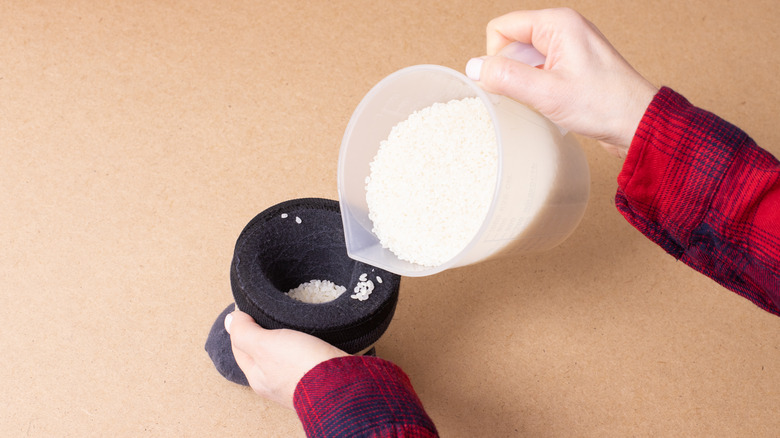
[225,309,267,355]
[466,55,551,109]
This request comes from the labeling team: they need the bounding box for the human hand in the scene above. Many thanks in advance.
[466,8,658,156]
[225,308,349,409]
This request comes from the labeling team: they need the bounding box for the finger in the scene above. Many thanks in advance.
[231,341,257,379]
[486,8,586,57]
[226,309,268,356]
[477,55,553,107]
[486,10,538,55]
[226,310,267,388]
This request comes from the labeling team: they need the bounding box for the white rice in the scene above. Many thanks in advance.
[365,97,498,266]
[286,279,346,304]
[351,273,374,301]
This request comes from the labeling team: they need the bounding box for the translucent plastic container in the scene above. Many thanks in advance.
[338,45,590,277]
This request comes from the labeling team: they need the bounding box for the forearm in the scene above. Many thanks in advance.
[616,87,780,315]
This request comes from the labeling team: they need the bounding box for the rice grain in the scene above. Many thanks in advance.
[286,279,346,304]
[365,97,498,266]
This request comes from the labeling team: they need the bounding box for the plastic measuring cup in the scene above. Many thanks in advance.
[337,43,590,277]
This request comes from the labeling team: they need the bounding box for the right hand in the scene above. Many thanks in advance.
[466,8,658,156]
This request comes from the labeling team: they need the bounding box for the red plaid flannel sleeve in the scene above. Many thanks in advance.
[293,356,438,437]
[616,87,780,315]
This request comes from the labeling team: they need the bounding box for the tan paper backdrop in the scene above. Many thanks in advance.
[2,1,779,436]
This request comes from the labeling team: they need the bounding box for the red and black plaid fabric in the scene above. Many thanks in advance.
[294,356,438,437]
[617,87,780,315]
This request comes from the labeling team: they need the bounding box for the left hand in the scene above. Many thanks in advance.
[225,308,349,409]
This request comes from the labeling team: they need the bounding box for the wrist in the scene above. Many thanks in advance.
[620,80,658,149]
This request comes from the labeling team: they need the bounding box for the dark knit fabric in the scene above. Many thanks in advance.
[206,198,401,386]
[204,303,248,385]
[230,198,400,354]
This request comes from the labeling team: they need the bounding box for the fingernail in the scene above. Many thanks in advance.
[224,312,233,333]
[466,57,483,81]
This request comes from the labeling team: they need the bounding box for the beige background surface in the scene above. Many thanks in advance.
[2,1,779,437]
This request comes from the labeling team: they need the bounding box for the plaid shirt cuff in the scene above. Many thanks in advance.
[616,87,780,314]
[294,356,438,437]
